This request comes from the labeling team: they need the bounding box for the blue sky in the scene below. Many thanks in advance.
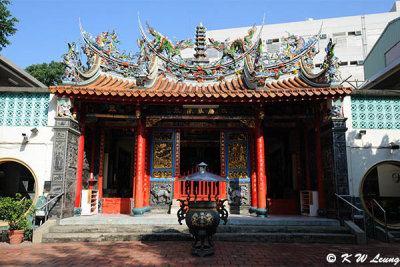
[1,0,397,68]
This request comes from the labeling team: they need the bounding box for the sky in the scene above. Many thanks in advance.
[1,0,398,68]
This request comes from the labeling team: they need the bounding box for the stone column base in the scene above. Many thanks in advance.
[249,206,257,214]
[256,208,268,217]
[73,207,82,217]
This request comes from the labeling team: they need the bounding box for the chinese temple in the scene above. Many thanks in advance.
[48,17,352,218]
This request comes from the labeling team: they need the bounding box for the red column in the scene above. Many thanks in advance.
[249,129,258,213]
[74,110,86,214]
[133,111,146,216]
[98,128,105,199]
[255,111,267,217]
[315,103,325,210]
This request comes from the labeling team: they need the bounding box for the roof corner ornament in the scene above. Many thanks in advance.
[322,38,342,85]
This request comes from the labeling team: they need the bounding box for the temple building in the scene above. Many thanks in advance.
[48,17,353,218]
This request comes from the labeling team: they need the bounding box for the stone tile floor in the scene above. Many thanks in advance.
[0,240,399,266]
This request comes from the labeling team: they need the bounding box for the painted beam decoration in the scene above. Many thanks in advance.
[60,16,342,86]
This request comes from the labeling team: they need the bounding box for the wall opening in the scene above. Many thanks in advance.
[0,158,38,203]
[360,161,400,229]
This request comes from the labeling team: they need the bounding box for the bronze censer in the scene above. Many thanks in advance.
[177,162,228,257]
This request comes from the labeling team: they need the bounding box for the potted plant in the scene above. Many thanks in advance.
[0,193,33,244]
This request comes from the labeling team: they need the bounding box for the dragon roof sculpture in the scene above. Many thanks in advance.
[60,16,342,88]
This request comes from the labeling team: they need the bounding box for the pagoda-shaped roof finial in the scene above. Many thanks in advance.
[193,22,209,63]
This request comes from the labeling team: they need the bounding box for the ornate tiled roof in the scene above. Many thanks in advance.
[50,74,352,102]
[52,18,353,102]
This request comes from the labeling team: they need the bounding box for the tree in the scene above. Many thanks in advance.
[25,61,66,86]
[0,0,18,50]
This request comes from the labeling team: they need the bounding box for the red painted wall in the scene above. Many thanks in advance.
[102,198,131,214]
[269,199,298,215]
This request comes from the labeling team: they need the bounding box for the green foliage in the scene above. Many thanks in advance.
[0,193,33,231]
[0,0,18,50]
[25,61,66,86]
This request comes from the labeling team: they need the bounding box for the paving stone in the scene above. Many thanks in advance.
[1,240,399,266]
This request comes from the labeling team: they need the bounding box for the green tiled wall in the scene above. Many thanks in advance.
[0,93,49,127]
[351,96,400,129]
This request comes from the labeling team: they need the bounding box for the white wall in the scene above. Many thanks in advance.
[0,94,57,200]
[343,95,400,197]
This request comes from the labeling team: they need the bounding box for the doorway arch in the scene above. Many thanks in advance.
[359,160,400,229]
[0,157,39,205]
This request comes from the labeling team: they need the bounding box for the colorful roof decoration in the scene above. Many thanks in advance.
[55,16,348,100]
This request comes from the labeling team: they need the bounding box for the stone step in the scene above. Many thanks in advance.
[390,230,400,238]
[49,224,189,234]
[214,232,355,244]
[42,232,192,243]
[42,231,355,244]
[48,224,349,234]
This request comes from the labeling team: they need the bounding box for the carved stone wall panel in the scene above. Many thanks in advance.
[227,181,250,208]
[150,181,173,209]
[49,117,81,218]
[62,179,76,218]
[53,141,66,172]
[321,118,350,218]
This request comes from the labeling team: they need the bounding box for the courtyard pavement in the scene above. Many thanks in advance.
[0,240,399,266]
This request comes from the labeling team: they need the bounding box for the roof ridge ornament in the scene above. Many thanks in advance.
[60,14,341,88]
[193,22,209,64]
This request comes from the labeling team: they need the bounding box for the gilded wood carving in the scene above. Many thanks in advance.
[227,142,248,170]
[153,142,173,169]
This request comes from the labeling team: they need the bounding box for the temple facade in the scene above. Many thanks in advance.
[48,18,352,218]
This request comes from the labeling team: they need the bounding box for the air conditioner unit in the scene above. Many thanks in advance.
[355,31,362,36]
[357,60,364,65]
[320,34,327,39]
[266,39,273,44]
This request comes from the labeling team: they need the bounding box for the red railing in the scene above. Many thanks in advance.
[174,168,227,201]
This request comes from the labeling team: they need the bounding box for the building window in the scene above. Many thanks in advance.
[351,97,400,129]
[0,93,49,127]
[348,31,362,36]
[332,32,346,37]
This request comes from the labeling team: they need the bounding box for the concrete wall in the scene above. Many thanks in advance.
[208,2,400,84]
[364,17,400,80]
[342,95,400,197]
[0,94,57,202]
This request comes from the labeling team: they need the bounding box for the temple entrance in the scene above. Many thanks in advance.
[102,128,135,214]
[180,130,220,175]
[265,129,299,214]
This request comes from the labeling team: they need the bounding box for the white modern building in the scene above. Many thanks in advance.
[208,1,400,86]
